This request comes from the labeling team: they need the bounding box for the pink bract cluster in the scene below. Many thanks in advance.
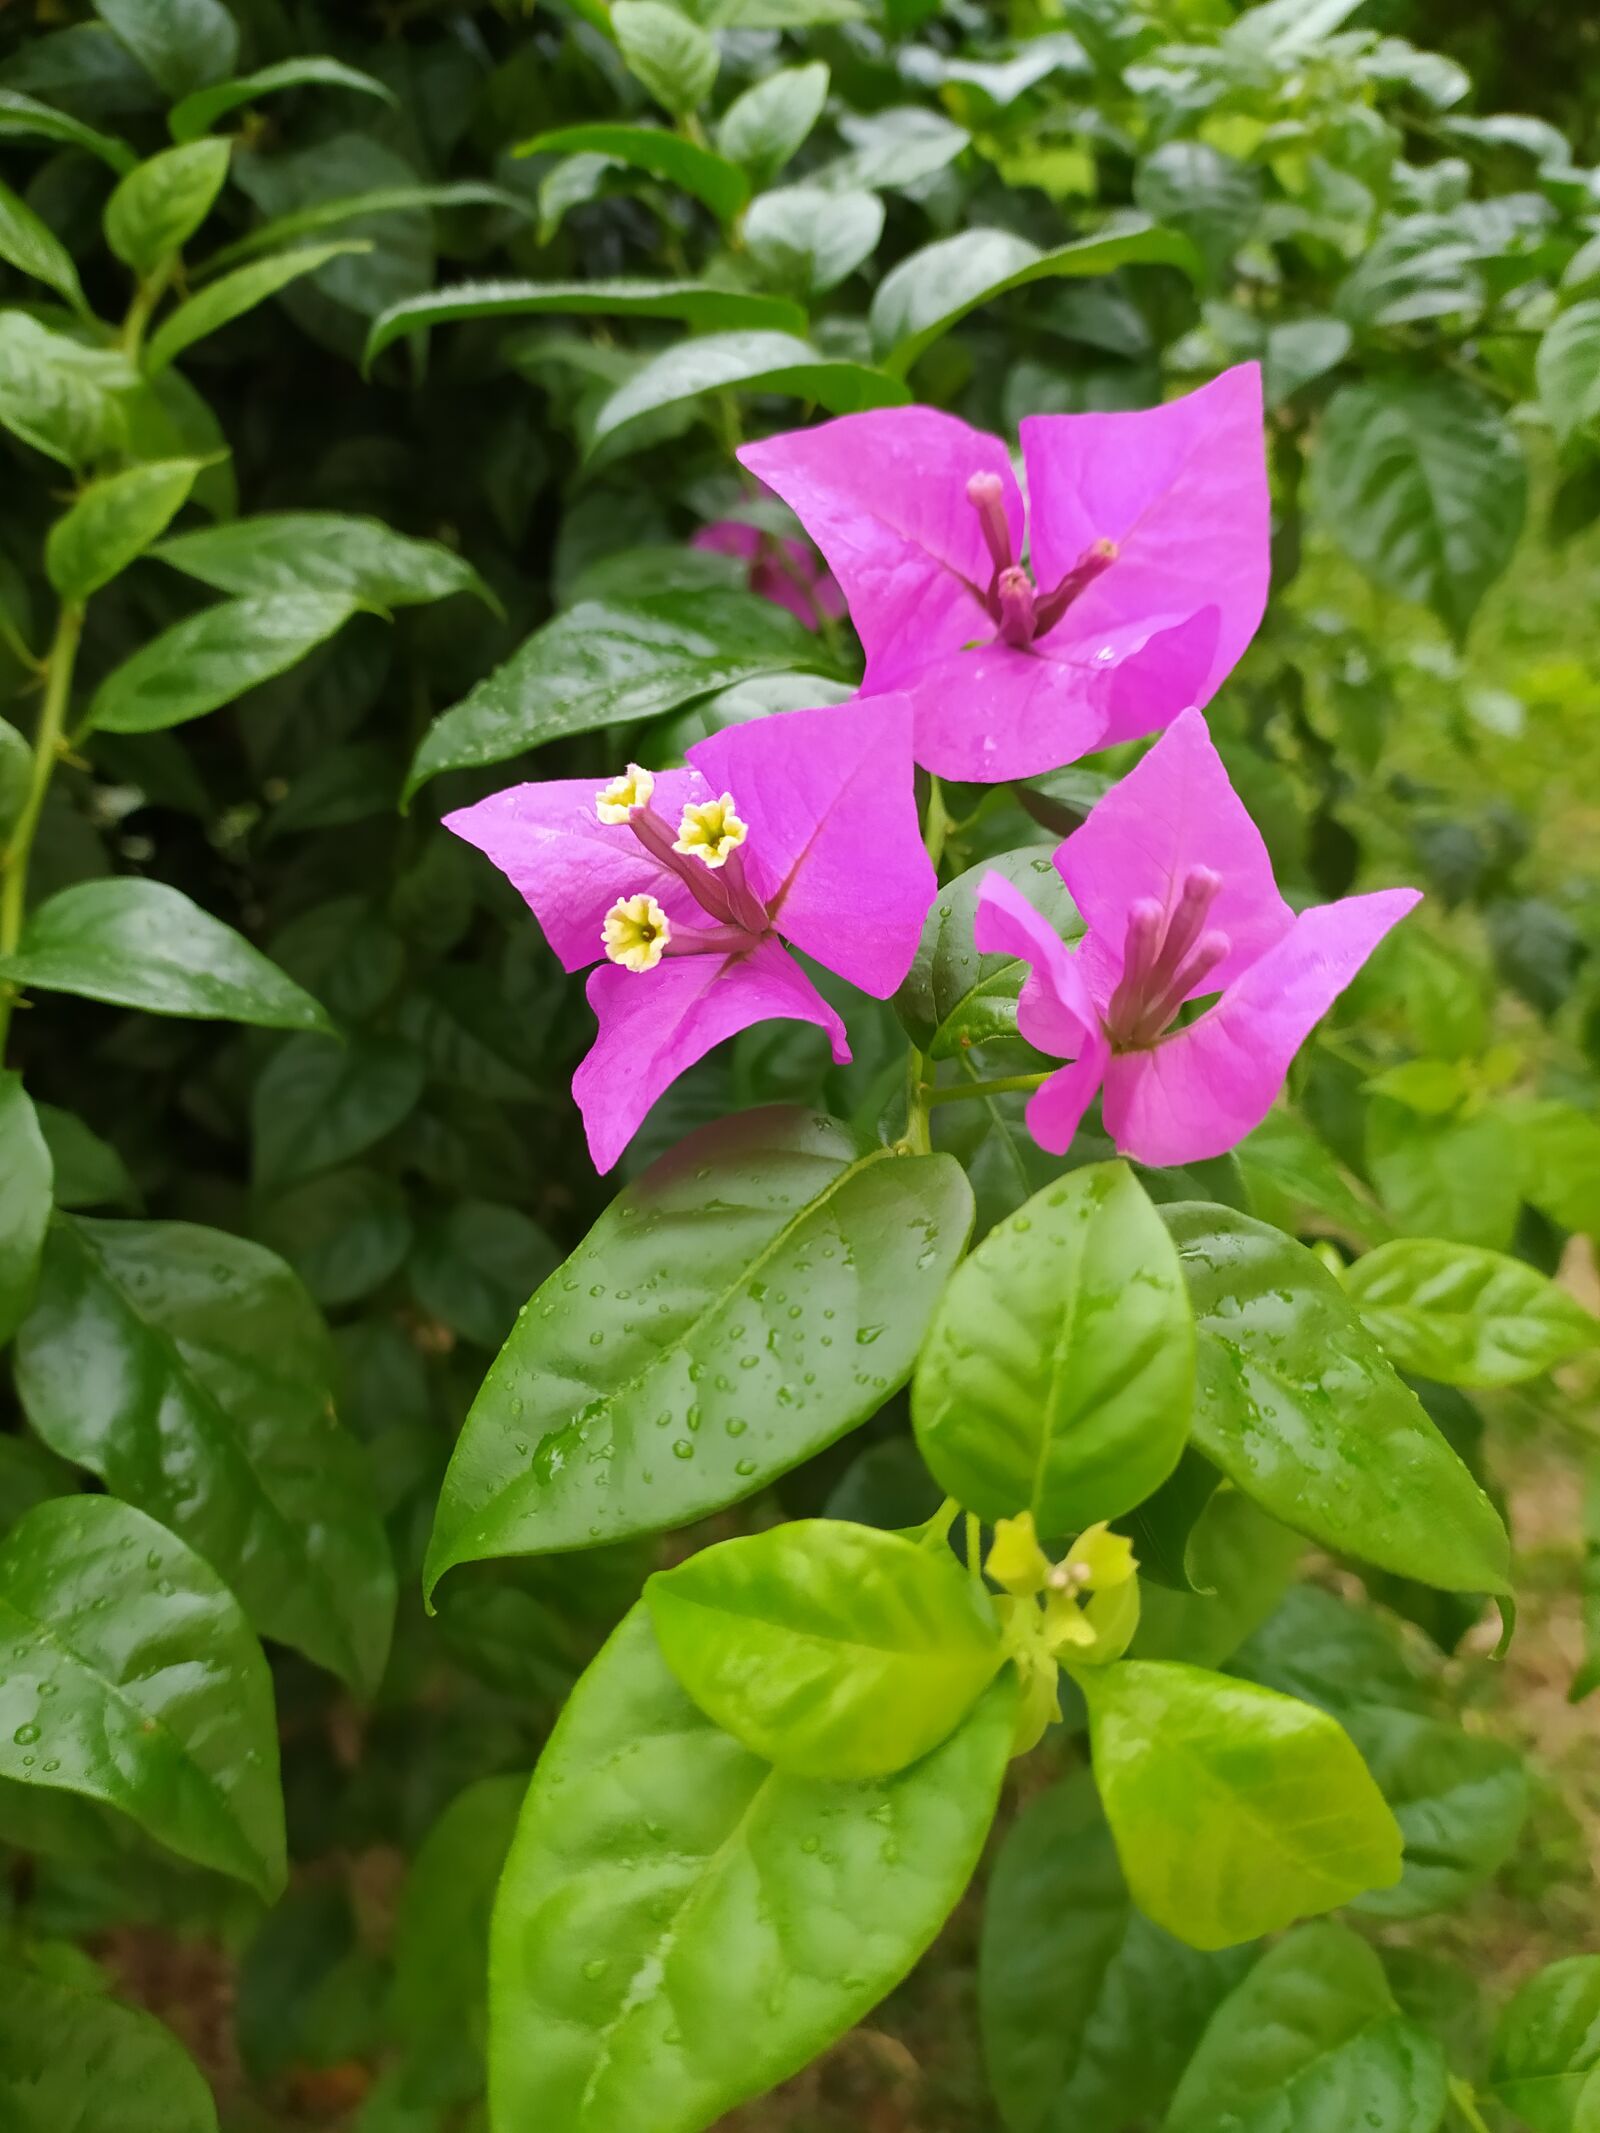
[447,363,1420,1174]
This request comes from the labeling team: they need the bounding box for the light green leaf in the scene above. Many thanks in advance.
[1335,216,1484,330]
[1166,1922,1448,2133]
[144,240,369,373]
[104,137,230,275]
[1164,1203,1510,1595]
[92,0,239,99]
[1234,1109,1391,1248]
[814,106,969,194]
[1311,378,1527,640]
[405,588,825,798]
[517,122,746,220]
[1490,1957,1600,2132]
[869,218,1198,375]
[746,185,884,296]
[0,1962,218,2132]
[425,1108,973,1590]
[153,510,494,611]
[364,276,804,368]
[0,174,88,312]
[715,61,829,180]
[896,847,1079,1059]
[647,1521,1002,1778]
[0,314,134,471]
[979,1771,1251,2133]
[1366,1098,1520,1249]
[0,1071,51,1348]
[252,1032,425,1189]
[489,1605,1014,2133]
[1080,1662,1402,1950]
[88,589,357,733]
[0,1494,285,1896]
[613,1,719,119]
[1538,301,1600,443]
[0,878,333,1030]
[45,457,201,602]
[1133,142,1260,282]
[914,1165,1193,1534]
[0,87,135,174]
[0,714,28,842]
[14,1215,395,1696]
[591,329,910,449]
[168,57,397,144]
[1343,1238,1600,1386]
[1509,1097,1600,1239]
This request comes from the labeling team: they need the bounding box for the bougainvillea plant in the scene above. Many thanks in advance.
[2,3,1600,2132]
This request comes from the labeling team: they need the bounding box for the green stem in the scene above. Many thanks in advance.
[965,1512,983,1586]
[119,258,175,363]
[1447,2077,1493,2133]
[923,1070,1053,1108]
[900,1044,932,1154]
[923,773,950,872]
[0,602,84,1054]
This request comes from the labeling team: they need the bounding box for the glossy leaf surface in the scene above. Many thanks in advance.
[0,1963,219,2132]
[1343,1238,1599,1386]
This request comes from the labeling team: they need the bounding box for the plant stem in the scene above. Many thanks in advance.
[923,1069,1053,1108]
[965,1512,982,1586]
[1447,2078,1494,2133]
[119,260,174,363]
[0,602,84,1055]
[923,773,950,872]
[900,1044,932,1154]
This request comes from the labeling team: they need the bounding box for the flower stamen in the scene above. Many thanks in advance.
[596,763,655,824]
[674,793,748,870]
[965,471,1014,576]
[601,892,672,973]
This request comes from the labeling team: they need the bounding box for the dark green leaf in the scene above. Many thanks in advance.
[425,1108,973,1589]
[591,330,910,449]
[489,1605,1014,2132]
[1343,1238,1599,1385]
[0,86,136,173]
[1164,1203,1510,1594]
[34,1102,137,1211]
[408,1199,559,1352]
[252,1032,425,1188]
[647,1520,1002,1778]
[366,279,803,370]
[0,1494,284,1896]
[104,138,230,275]
[1489,1957,1600,2132]
[0,1962,218,2131]
[14,1215,394,1695]
[255,1166,413,1308]
[153,509,493,611]
[1133,142,1260,282]
[206,181,530,274]
[0,174,88,312]
[612,1,719,118]
[1539,302,1600,443]
[897,847,1078,1058]
[93,0,239,99]
[0,1071,51,1348]
[45,458,202,602]
[88,590,357,733]
[168,57,397,144]
[517,123,745,220]
[1132,1488,1304,1670]
[0,878,333,1030]
[914,1165,1193,1534]
[144,240,369,373]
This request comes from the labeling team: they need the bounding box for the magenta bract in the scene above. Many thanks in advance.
[692,517,845,630]
[975,709,1422,1166]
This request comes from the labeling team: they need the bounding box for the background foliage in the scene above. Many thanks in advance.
[0,0,1599,2129]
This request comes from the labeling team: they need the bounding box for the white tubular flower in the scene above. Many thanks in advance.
[673,792,748,869]
[596,763,655,824]
[601,892,671,973]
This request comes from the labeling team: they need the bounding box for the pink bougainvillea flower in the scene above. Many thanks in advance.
[692,517,846,630]
[738,365,1269,783]
[974,709,1421,1167]
[445,696,933,1172]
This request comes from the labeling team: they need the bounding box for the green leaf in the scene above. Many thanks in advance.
[252,1032,425,1189]
[1080,1661,1402,1950]
[144,240,369,374]
[1164,1203,1511,1595]
[490,1605,1014,2133]
[206,180,530,273]
[168,57,397,143]
[1311,378,1527,639]
[1538,301,1600,443]
[897,847,1078,1058]
[93,0,238,98]
[647,1521,1002,1779]
[1235,1109,1391,1248]
[104,137,230,275]
[1334,216,1484,330]
[0,313,135,470]
[613,1,719,119]
[590,330,910,449]
[364,276,804,367]
[0,86,136,174]
[1133,142,1260,282]
[517,123,746,220]
[0,878,333,1030]
[0,1962,218,2132]
[715,61,829,180]
[815,106,969,193]
[1490,1958,1600,2132]
[256,1167,413,1309]
[0,1494,285,1896]
[1166,1922,1448,2133]
[45,458,202,602]
[1342,1238,1599,1386]
[1366,1098,1520,1249]
[745,185,885,296]
[1509,1097,1600,1239]
[390,1774,525,2105]
[425,1108,973,1591]
[153,510,494,611]
[408,1200,559,1353]
[0,174,88,313]
[1132,1488,1304,1671]
[87,589,357,733]
[979,1771,1250,2133]
[0,713,29,843]
[35,1102,137,1211]
[914,1165,1193,1534]
[14,1215,395,1696]
[405,589,824,799]
[869,219,1198,375]
[0,1071,51,1347]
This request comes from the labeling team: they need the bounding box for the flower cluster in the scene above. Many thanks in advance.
[449,364,1418,1174]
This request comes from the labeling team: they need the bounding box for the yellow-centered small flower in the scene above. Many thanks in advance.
[601,892,671,973]
[595,764,655,824]
[674,792,748,869]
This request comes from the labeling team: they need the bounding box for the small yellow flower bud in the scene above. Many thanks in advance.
[674,792,748,868]
[986,1511,1051,1597]
[601,892,671,973]
[596,764,655,824]
[1064,1521,1137,1592]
